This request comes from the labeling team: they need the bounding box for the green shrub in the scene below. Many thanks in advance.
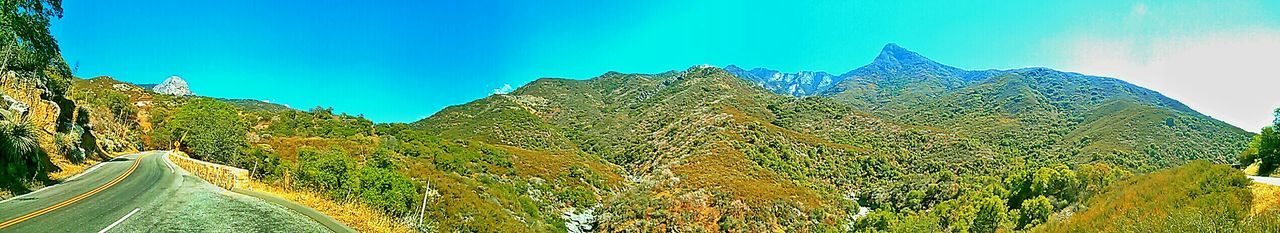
[354,166,418,216]
[53,131,83,163]
[152,98,248,164]
[100,91,136,125]
[1018,196,1052,229]
[263,107,374,138]
[1241,125,1280,175]
[243,146,284,181]
[0,109,46,178]
[293,147,356,198]
[1039,161,1255,232]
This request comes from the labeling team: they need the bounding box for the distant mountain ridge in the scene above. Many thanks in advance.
[390,43,1251,230]
[723,65,843,97]
[731,43,1245,168]
[725,43,1001,98]
[733,44,1195,114]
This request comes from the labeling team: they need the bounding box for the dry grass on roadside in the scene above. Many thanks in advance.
[48,150,136,181]
[245,181,413,233]
[48,159,94,181]
[1252,183,1280,215]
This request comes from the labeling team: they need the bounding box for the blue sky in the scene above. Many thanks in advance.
[52,1,1280,130]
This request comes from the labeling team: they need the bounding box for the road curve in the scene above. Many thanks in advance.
[0,151,327,232]
[1250,176,1280,186]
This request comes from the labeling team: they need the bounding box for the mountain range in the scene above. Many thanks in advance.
[51,43,1257,232]
[403,44,1251,231]
[731,44,1245,169]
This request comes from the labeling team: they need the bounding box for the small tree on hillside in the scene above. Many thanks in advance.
[154,99,248,164]
[1241,108,1280,175]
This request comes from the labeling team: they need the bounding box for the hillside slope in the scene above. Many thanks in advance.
[414,66,1016,231]
[1036,161,1276,232]
[737,44,1251,171]
[410,44,1253,231]
[55,45,1257,232]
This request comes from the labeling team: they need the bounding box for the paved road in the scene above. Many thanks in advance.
[1250,176,1280,186]
[0,151,327,232]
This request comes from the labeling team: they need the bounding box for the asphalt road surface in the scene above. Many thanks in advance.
[1250,176,1280,186]
[0,151,327,232]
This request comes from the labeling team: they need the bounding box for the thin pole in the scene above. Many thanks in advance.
[418,182,430,227]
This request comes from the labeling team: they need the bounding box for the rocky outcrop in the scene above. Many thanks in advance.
[724,65,843,97]
[152,75,193,96]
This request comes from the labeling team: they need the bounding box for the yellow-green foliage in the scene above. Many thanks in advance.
[151,98,248,164]
[56,60,1259,232]
[1038,161,1256,232]
[377,126,622,231]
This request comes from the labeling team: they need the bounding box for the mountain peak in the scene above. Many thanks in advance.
[873,43,935,67]
[152,75,193,96]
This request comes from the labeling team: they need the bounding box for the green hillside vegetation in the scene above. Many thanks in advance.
[1,0,108,197]
[1037,161,1280,232]
[8,1,1269,231]
[64,76,627,232]
[405,65,1211,231]
[44,42,1264,232]
[836,70,1250,172]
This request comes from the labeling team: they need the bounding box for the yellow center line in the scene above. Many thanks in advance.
[0,154,149,229]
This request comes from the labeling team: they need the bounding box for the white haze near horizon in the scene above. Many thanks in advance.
[1056,2,1280,133]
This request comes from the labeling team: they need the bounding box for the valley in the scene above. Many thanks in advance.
[2,42,1272,232]
[2,1,1278,232]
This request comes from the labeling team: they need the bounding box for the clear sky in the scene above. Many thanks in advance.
[51,1,1280,131]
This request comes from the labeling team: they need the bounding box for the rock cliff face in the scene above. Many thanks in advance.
[152,75,193,96]
[724,65,843,97]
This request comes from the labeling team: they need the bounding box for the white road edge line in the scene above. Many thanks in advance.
[163,151,177,173]
[98,208,141,233]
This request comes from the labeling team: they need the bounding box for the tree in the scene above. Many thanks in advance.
[101,91,136,124]
[971,194,1008,233]
[355,166,418,216]
[1,0,64,72]
[1248,126,1280,175]
[1241,108,1280,175]
[1274,108,1280,126]
[294,147,355,197]
[1018,195,1053,229]
[153,99,247,164]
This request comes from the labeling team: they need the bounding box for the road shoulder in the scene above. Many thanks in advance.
[232,187,357,233]
[162,151,354,233]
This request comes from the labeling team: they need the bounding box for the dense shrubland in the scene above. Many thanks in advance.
[404,66,1256,232]
[82,84,624,231]
[34,39,1267,233]
[851,162,1131,232]
[53,64,1266,233]
[1037,161,1278,232]
[6,1,1268,231]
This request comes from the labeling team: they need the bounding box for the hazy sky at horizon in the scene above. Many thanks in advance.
[51,1,1280,131]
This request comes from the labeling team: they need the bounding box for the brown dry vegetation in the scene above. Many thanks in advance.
[1253,183,1280,215]
[246,180,412,233]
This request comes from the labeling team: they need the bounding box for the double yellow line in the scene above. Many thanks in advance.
[0,154,147,229]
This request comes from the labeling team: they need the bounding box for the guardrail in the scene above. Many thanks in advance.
[166,151,250,190]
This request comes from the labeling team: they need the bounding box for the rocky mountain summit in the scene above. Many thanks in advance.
[150,75,193,96]
[724,65,843,96]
